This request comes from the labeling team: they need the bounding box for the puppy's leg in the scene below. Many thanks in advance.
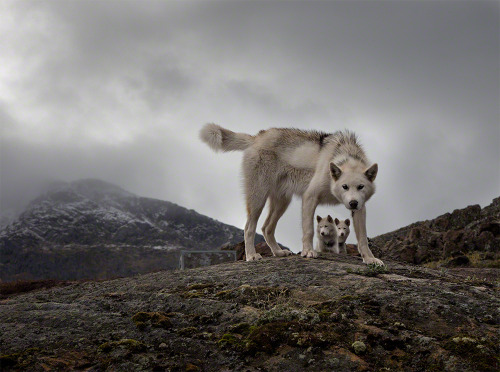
[333,240,340,254]
[301,191,318,258]
[352,206,384,266]
[261,195,293,257]
[342,243,347,255]
[315,240,324,253]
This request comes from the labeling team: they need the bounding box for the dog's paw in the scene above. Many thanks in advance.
[246,253,263,261]
[275,250,293,257]
[363,257,384,266]
[301,250,318,258]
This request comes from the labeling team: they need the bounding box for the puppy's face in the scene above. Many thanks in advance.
[316,215,335,237]
[335,218,350,243]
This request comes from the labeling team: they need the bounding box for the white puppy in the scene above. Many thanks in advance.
[335,218,350,254]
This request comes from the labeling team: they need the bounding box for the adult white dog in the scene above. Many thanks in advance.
[200,124,383,266]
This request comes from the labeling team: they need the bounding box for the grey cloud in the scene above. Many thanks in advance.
[1,1,498,251]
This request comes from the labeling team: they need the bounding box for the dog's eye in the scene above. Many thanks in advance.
[342,184,349,190]
[357,184,364,190]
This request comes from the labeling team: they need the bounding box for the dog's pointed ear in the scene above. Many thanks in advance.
[345,219,350,226]
[334,218,340,225]
[365,163,378,182]
[330,162,342,181]
[316,215,322,223]
[327,215,333,223]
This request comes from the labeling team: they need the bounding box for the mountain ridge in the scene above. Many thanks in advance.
[0,179,263,281]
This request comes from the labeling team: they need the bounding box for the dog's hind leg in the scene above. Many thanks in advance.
[261,195,293,257]
[244,189,268,261]
[352,206,384,266]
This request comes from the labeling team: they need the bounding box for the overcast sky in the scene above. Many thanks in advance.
[1,0,499,251]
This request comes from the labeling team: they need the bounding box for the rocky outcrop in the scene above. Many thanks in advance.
[0,254,498,371]
[370,197,499,267]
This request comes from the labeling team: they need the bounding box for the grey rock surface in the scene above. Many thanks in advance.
[1,254,498,371]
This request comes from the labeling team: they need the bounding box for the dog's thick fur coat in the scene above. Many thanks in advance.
[200,123,383,265]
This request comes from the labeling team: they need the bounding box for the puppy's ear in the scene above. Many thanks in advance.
[365,163,378,182]
[316,215,322,223]
[345,219,350,226]
[334,218,340,225]
[330,162,342,181]
[327,215,333,223]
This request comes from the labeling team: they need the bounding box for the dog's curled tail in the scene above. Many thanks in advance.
[200,123,255,152]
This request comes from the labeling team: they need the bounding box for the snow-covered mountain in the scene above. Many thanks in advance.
[0,179,259,281]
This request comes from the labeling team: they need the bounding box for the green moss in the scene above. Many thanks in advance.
[98,339,147,353]
[150,312,172,329]
[443,335,499,372]
[178,283,219,299]
[98,342,114,353]
[131,312,151,323]
[218,333,241,349]
[258,303,321,325]
[131,311,171,329]
[360,264,389,276]
[245,321,299,354]
[215,289,233,297]
[319,309,333,321]
[182,292,204,299]
[177,327,198,337]
[352,340,366,354]
[229,322,252,335]
[338,295,355,302]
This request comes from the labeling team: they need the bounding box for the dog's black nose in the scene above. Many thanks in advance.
[349,200,358,209]
[321,232,325,236]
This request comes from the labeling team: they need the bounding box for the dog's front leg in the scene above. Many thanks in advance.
[301,192,318,258]
[352,206,384,266]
